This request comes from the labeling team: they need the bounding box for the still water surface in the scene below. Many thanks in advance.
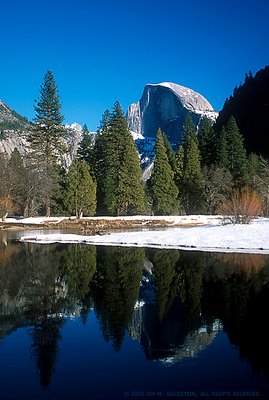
[0,231,269,400]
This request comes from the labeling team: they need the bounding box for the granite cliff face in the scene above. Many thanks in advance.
[0,100,82,167]
[127,82,218,143]
[0,100,30,156]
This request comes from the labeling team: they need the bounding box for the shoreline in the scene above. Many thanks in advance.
[0,215,222,232]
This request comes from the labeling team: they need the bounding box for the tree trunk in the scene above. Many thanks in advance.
[46,204,51,217]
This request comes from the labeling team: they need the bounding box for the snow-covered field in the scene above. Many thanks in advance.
[18,216,269,254]
[4,215,220,225]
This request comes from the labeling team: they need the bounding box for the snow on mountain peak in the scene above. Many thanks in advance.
[150,82,215,113]
[65,122,83,133]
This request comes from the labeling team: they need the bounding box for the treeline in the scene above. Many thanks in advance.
[1,70,269,219]
[215,65,269,157]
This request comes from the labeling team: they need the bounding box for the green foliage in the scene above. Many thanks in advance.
[215,65,269,157]
[150,129,179,215]
[77,124,93,165]
[181,115,197,149]
[92,246,144,351]
[60,244,96,299]
[94,102,146,215]
[176,252,204,319]
[174,145,184,186]
[181,118,206,214]
[28,70,67,162]
[162,132,176,171]
[64,159,96,218]
[198,117,217,166]
[151,249,180,321]
[217,127,229,169]
[34,70,64,126]
[218,116,248,188]
[26,71,67,216]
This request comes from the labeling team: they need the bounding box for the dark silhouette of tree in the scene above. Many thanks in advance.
[30,316,64,389]
[151,249,180,320]
[215,65,269,157]
[92,247,144,351]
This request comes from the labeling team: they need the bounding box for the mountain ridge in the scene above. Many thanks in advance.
[127,82,218,143]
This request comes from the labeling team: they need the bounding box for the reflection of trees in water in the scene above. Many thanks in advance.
[28,243,97,388]
[149,248,179,321]
[216,253,265,274]
[136,249,269,375]
[59,244,96,300]
[137,250,207,361]
[1,238,269,384]
[202,255,269,378]
[176,251,204,328]
[92,246,144,351]
[0,240,98,388]
[148,249,204,328]
[30,316,64,389]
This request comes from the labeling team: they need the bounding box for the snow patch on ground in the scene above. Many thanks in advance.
[18,217,269,254]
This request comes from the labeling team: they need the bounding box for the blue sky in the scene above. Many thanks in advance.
[0,0,268,131]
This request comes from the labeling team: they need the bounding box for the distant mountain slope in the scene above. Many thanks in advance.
[215,65,269,157]
[0,99,83,165]
[127,82,218,144]
[0,100,30,131]
[0,100,31,156]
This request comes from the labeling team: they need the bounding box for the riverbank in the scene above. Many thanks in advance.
[0,215,222,232]
[17,217,269,254]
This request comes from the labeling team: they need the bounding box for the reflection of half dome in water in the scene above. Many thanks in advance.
[159,320,222,365]
[128,301,222,364]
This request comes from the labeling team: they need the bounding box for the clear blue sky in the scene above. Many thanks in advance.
[0,0,268,131]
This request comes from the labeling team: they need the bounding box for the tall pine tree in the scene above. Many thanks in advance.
[150,129,179,215]
[94,102,146,215]
[162,132,176,171]
[77,124,93,166]
[218,116,247,188]
[197,117,217,166]
[28,70,66,216]
[181,116,206,214]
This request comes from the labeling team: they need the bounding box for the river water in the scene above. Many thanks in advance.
[0,231,269,399]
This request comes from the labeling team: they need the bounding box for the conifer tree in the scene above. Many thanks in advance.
[217,127,229,169]
[225,116,247,188]
[150,129,179,215]
[174,145,184,210]
[29,70,66,160]
[64,159,96,218]
[175,145,184,185]
[181,115,197,150]
[77,124,93,165]
[162,132,176,171]
[94,102,146,215]
[94,109,111,213]
[181,117,206,214]
[197,118,217,166]
[28,70,66,216]
[218,116,248,188]
[151,249,179,321]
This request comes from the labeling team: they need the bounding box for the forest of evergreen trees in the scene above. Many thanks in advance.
[1,69,269,219]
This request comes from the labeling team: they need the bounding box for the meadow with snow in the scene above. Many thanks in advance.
[15,215,269,254]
